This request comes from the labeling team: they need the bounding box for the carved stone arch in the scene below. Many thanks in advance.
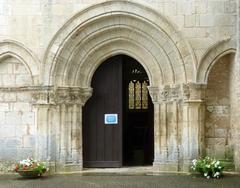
[43,0,195,88]
[196,38,236,84]
[0,40,40,85]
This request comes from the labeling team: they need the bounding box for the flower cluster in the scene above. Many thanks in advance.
[15,157,47,174]
[191,156,224,179]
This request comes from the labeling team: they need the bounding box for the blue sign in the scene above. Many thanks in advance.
[104,114,118,125]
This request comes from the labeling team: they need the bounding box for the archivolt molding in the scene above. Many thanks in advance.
[0,40,40,85]
[196,38,236,83]
[43,0,195,88]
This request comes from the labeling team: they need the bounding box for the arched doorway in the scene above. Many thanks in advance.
[83,55,154,168]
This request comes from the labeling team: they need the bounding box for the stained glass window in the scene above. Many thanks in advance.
[135,81,141,109]
[128,81,135,109]
[128,80,149,110]
[142,81,148,109]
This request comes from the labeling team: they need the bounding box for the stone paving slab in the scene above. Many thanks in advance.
[0,174,240,188]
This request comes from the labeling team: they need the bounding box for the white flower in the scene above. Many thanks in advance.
[191,166,196,170]
[20,160,27,165]
[192,159,197,166]
[204,172,208,177]
[213,172,220,178]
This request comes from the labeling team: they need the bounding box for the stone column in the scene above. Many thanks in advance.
[71,104,79,163]
[234,0,240,171]
[148,87,161,164]
[148,86,171,170]
[32,86,92,173]
[59,104,67,163]
[181,83,206,171]
[32,87,55,162]
[55,87,92,171]
[34,105,50,160]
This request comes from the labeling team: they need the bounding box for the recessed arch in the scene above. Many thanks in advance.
[43,0,195,88]
[0,40,40,85]
[196,38,236,84]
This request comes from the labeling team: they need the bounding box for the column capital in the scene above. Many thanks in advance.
[32,86,55,106]
[148,83,207,103]
[55,87,93,105]
[148,86,160,103]
[185,83,207,101]
[32,86,93,106]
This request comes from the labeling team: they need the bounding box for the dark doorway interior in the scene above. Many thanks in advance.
[83,55,153,168]
[122,56,154,166]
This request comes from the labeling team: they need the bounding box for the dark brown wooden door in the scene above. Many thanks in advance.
[83,56,123,167]
[83,55,153,168]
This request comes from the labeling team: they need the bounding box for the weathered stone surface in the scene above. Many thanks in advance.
[205,54,235,162]
[0,0,238,174]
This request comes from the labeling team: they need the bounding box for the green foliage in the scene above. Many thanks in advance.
[15,157,47,175]
[191,156,224,179]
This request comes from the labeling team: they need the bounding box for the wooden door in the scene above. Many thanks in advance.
[83,56,123,168]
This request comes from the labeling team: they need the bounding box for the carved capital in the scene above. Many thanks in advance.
[32,86,55,105]
[80,87,93,105]
[148,83,206,103]
[148,86,160,103]
[55,87,93,105]
[187,83,207,101]
[32,86,93,106]
[159,85,181,102]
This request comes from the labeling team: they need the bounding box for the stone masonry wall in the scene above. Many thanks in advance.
[0,57,35,172]
[0,0,237,173]
[205,54,234,161]
[0,0,236,62]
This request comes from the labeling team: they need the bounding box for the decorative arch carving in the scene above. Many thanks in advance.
[43,0,195,88]
[196,38,236,83]
[0,40,40,85]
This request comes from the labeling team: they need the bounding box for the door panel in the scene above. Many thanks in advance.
[83,55,154,168]
[83,56,123,167]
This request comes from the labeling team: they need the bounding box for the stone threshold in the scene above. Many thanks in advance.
[56,166,191,176]
[54,166,240,176]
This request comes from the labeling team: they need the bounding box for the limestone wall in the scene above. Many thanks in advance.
[0,0,236,62]
[0,57,35,171]
[0,0,238,173]
[205,54,235,161]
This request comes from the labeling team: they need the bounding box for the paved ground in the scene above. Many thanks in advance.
[0,174,240,188]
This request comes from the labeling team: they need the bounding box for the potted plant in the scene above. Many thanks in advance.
[15,157,47,178]
[191,156,224,179]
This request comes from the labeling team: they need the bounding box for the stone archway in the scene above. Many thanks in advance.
[0,40,40,85]
[35,1,198,172]
[196,38,236,84]
[196,38,237,171]
[43,1,195,86]
[205,53,235,167]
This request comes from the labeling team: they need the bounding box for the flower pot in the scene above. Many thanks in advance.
[17,169,46,178]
